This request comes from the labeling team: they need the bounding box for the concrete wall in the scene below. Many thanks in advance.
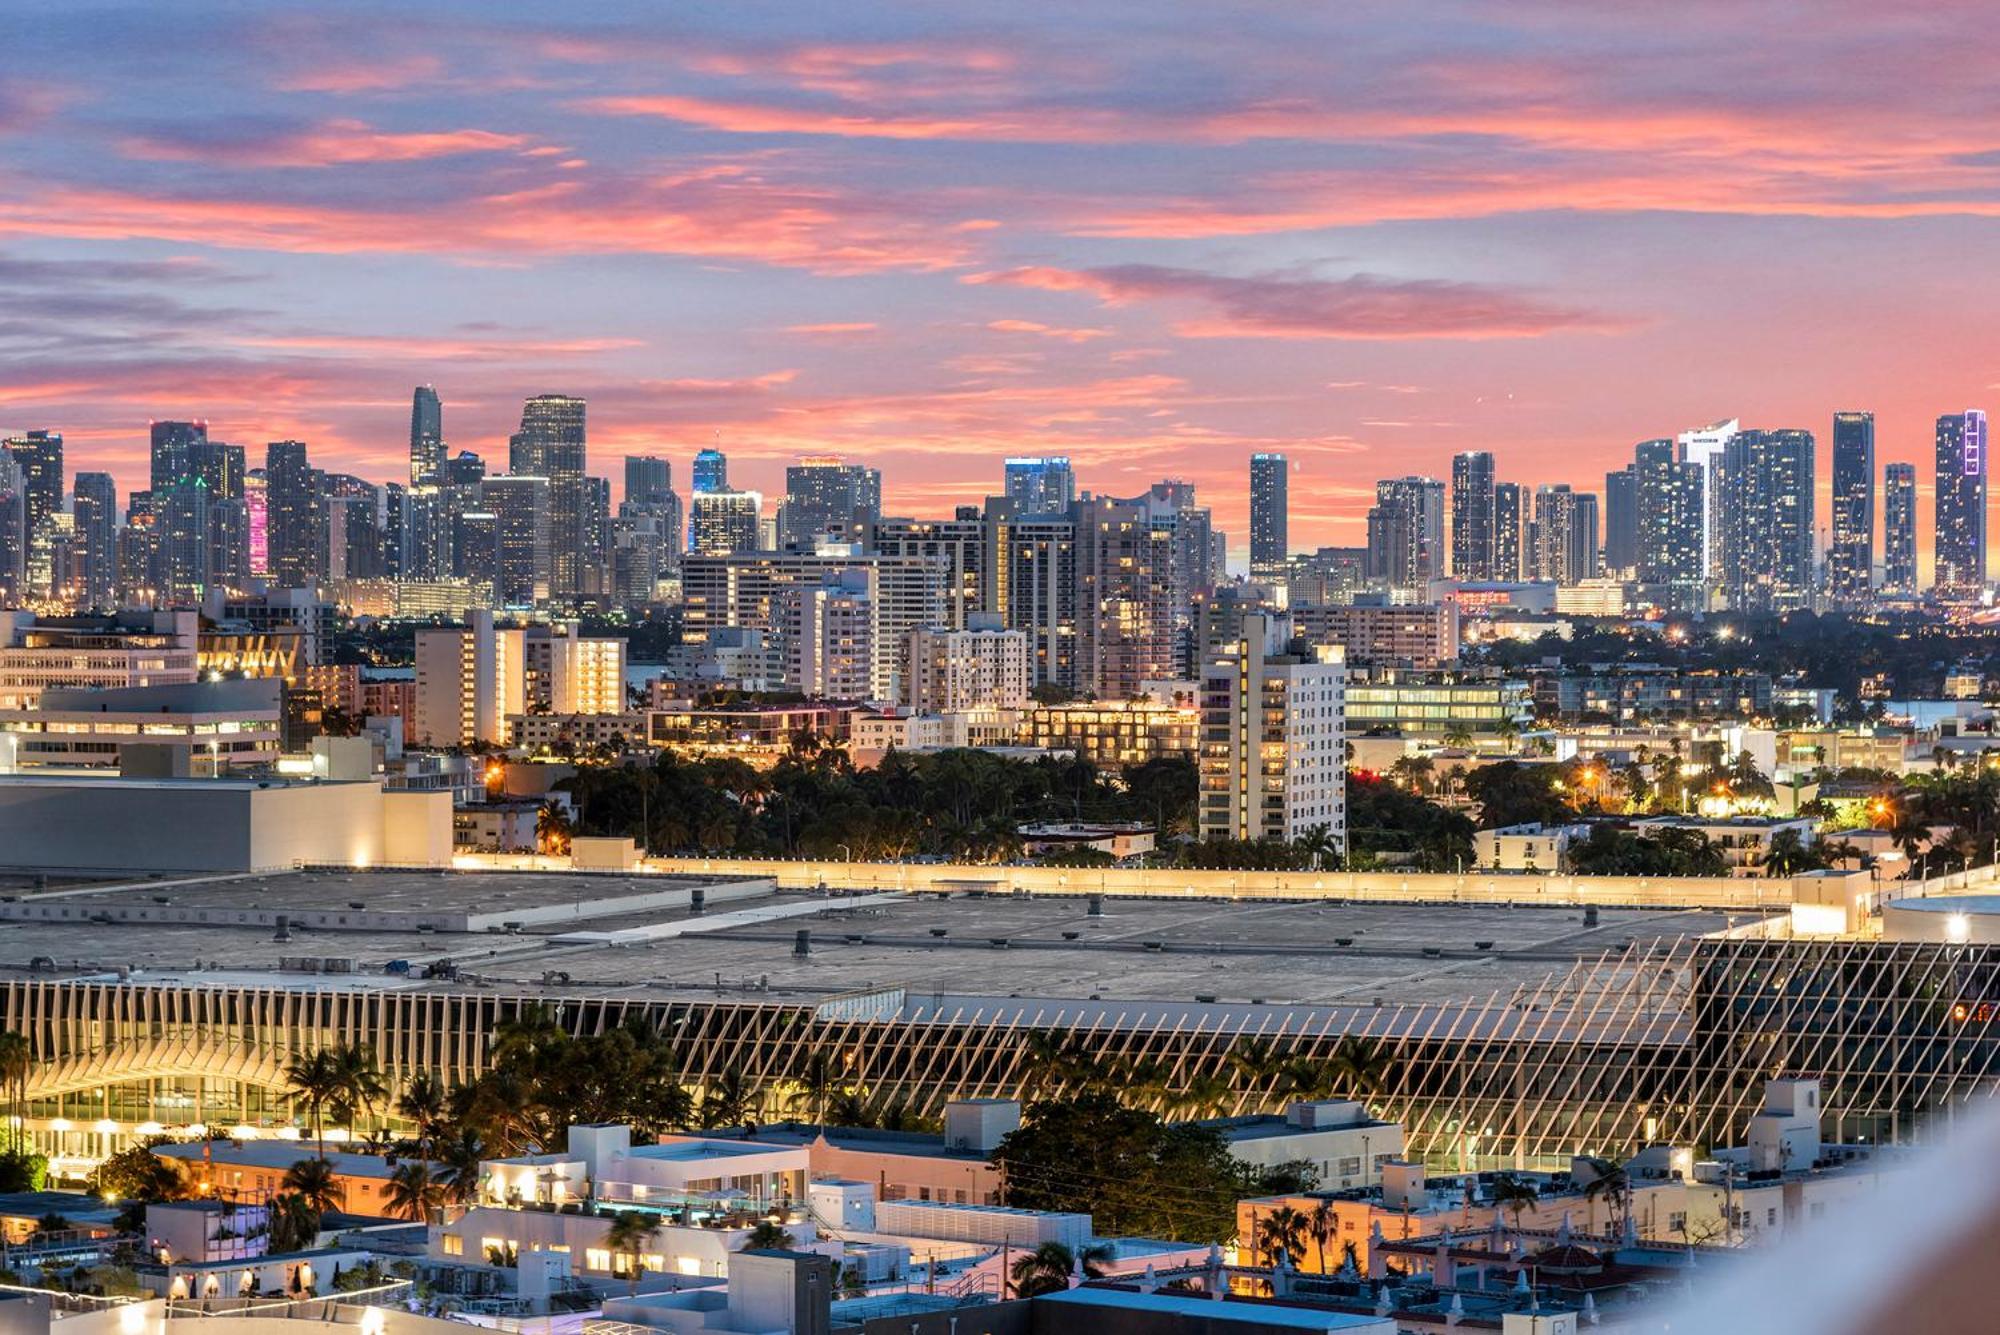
[639,855,1867,910]
[382,789,453,867]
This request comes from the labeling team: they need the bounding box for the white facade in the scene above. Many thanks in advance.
[781,570,876,700]
[527,628,627,715]
[0,610,199,710]
[1199,613,1346,847]
[412,610,525,747]
[906,622,1030,712]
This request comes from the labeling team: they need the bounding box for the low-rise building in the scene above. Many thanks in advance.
[0,609,199,710]
[509,712,648,753]
[1472,822,1586,872]
[1022,699,1199,769]
[455,800,543,853]
[647,704,849,765]
[1345,670,1532,737]
[1628,814,1815,871]
[1019,822,1156,859]
[1291,601,1459,669]
[154,1140,421,1218]
[0,678,282,775]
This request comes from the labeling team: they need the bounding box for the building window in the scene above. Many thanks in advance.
[586,1249,613,1273]
[442,1235,463,1256]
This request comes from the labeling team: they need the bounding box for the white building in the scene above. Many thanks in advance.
[0,678,282,775]
[1199,612,1346,848]
[526,624,627,715]
[0,610,199,710]
[412,610,525,747]
[781,570,876,700]
[1474,822,1587,872]
[907,616,1030,712]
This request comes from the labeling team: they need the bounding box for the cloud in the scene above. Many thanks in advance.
[781,322,880,336]
[119,119,536,168]
[967,264,1623,340]
[986,318,1113,342]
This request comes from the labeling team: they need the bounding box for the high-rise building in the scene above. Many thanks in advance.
[1935,410,1988,599]
[1719,428,1815,612]
[0,455,25,604]
[1602,466,1638,577]
[410,385,444,486]
[1003,457,1074,518]
[483,476,552,607]
[1828,411,1875,603]
[264,440,324,588]
[1493,483,1523,581]
[523,625,628,716]
[1676,418,1739,602]
[412,610,525,747]
[907,619,1030,712]
[690,490,762,556]
[1632,439,1704,592]
[2,431,63,597]
[1527,485,1601,586]
[780,571,877,700]
[990,507,1078,691]
[1883,462,1919,596]
[625,456,672,506]
[618,455,682,584]
[692,447,728,495]
[148,421,206,492]
[1198,612,1345,848]
[1450,452,1496,580]
[1365,476,1446,589]
[779,456,881,549]
[157,483,215,602]
[510,395,587,599]
[244,471,269,577]
[71,472,117,610]
[1074,494,1178,699]
[1249,453,1289,569]
[872,515,991,629]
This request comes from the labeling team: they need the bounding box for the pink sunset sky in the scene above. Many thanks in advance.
[4,2,2000,567]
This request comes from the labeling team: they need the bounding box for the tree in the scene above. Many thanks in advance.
[397,1073,449,1157]
[785,1052,845,1131]
[1761,828,1816,877]
[0,1032,30,1152]
[1254,1205,1310,1267]
[281,1157,343,1216]
[993,1093,1243,1243]
[605,1211,660,1291]
[283,1049,342,1152]
[88,1141,185,1209]
[1578,1157,1630,1237]
[698,1067,761,1129]
[383,1161,447,1222]
[1294,824,1342,872]
[267,1193,322,1254]
[1489,1174,1538,1231]
[434,1128,486,1205]
[1324,1036,1396,1102]
[537,802,574,856]
[328,1044,388,1142]
[742,1221,795,1250]
[1009,1241,1111,1297]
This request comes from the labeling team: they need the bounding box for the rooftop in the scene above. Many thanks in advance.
[1039,1288,1388,1331]
[153,1140,414,1180]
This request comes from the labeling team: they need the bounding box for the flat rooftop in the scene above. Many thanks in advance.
[0,868,1743,1011]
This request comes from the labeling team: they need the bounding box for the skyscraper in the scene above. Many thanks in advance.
[265,439,324,588]
[1493,482,1523,581]
[1602,466,1637,577]
[1719,428,1815,612]
[483,475,552,607]
[1883,462,1918,596]
[1935,410,1988,598]
[149,420,206,492]
[510,394,587,599]
[1676,417,1739,604]
[0,455,26,604]
[625,456,672,506]
[1365,476,1445,589]
[1829,411,1875,603]
[1632,439,1704,593]
[71,472,117,609]
[779,456,882,549]
[692,447,728,495]
[1527,484,1601,586]
[1249,453,1289,569]
[1003,457,1075,518]
[1450,451,1496,579]
[2,430,63,596]
[689,490,763,555]
[410,385,444,486]
[245,471,269,577]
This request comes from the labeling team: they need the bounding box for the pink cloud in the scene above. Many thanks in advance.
[120,119,537,168]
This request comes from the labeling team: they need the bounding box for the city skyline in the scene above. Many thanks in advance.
[7,4,2000,563]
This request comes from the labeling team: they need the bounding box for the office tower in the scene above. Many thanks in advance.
[1074,493,1178,698]
[510,394,586,598]
[779,455,882,549]
[483,476,552,607]
[1198,612,1346,847]
[263,440,324,588]
[1632,438,1704,592]
[412,610,525,747]
[1249,453,1289,569]
[1003,456,1075,518]
[156,483,213,602]
[780,571,877,699]
[610,512,668,605]
[582,475,612,597]
[3,431,63,597]
[1365,476,1446,589]
[990,502,1078,690]
[625,455,672,505]
[1883,462,1919,596]
[0,455,25,603]
[1719,428,1816,612]
[71,472,117,609]
[185,439,244,502]
[1935,410,1988,598]
[208,497,249,591]
[410,385,444,485]
[323,475,384,582]
[1676,418,1739,601]
[907,620,1031,711]
[1601,467,1637,577]
[1527,484,1601,586]
[1828,412,1875,603]
[690,490,762,555]
[1450,452,1496,579]
[443,451,487,489]
[1493,483,1522,581]
[692,447,728,495]
[244,471,269,576]
[148,420,207,492]
[873,515,991,629]
[455,510,499,591]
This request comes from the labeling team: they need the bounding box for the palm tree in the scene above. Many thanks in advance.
[0,1032,31,1152]
[1578,1157,1630,1237]
[267,1192,322,1254]
[383,1161,447,1223]
[1009,1241,1111,1297]
[1307,1199,1338,1274]
[1324,1037,1395,1103]
[605,1211,660,1292]
[283,1050,341,1154]
[698,1067,761,1129]
[1227,1037,1290,1095]
[1761,828,1813,877]
[742,1220,795,1250]
[492,1004,565,1065]
[1164,1073,1235,1121]
[328,1044,388,1142]
[1255,1205,1310,1268]
[1489,1174,1538,1232]
[536,802,574,856]
[785,1052,843,1131]
[1295,824,1341,872]
[281,1157,343,1216]
[396,1074,448,1158]
[434,1128,486,1205]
